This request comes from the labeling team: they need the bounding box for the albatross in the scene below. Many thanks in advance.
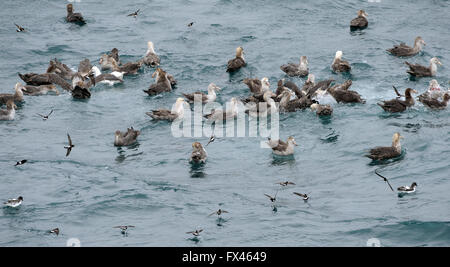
[114,127,140,147]
[146,98,186,121]
[365,132,403,161]
[226,46,246,72]
[387,36,426,57]
[378,87,417,113]
[331,51,351,73]
[280,56,309,77]
[66,4,85,24]
[405,57,442,77]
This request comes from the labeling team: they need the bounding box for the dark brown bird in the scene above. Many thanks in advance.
[293,192,310,201]
[127,9,140,17]
[276,181,296,186]
[350,10,368,30]
[387,36,426,57]
[49,228,60,236]
[366,133,403,161]
[186,229,203,236]
[301,74,334,97]
[378,87,417,113]
[64,134,74,157]
[14,23,25,32]
[331,51,351,73]
[114,127,140,147]
[419,93,450,110]
[327,80,365,103]
[264,193,277,202]
[143,68,172,96]
[36,109,53,120]
[310,103,333,116]
[209,209,228,217]
[66,4,85,24]
[405,57,442,77]
[227,47,246,72]
[18,73,72,92]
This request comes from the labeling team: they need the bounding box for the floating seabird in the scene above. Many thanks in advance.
[18,73,72,92]
[331,51,351,73]
[204,98,239,121]
[310,103,333,116]
[46,58,76,80]
[142,41,160,67]
[206,135,215,146]
[190,142,207,164]
[146,98,185,121]
[114,225,135,234]
[209,209,228,217]
[114,127,140,147]
[14,23,25,32]
[64,134,74,157]
[327,80,365,103]
[419,79,445,100]
[187,22,194,27]
[66,4,85,24]
[278,89,316,112]
[78,59,93,78]
[49,228,60,236]
[387,36,426,57]
[112,60,142,75]
[243,77,270,95]
[276,79,303,98]
[276,181,296,186]
[350,10,368,30]
[374,169,394,192]
[0,83,24,106]
[419,93,450,110]
[280,56,309,77]
[71,73,92,99]
[226,46,246,72]
[90,66,124,86]
[267,136,298,156]
[22,84,59,96]
[245,91,278,117]
[143,68,172,95]
[4,196,23,208]
[0,100,17,121]
[301,74,334,97]
[405,57,442,77]
[15,160,27,166]
[37,109,53,120]
[293,192,309,201]
[186,229,203,236]
[398,182,418,194]
[366,132,403,161]
[99,54,117,70]
[127,9,140,17]
[183,83,221,103]
[378,87,417,113]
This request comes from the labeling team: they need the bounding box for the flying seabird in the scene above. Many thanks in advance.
[204,98,239,121]
[49,228,60,236]
[186,229,203,236]
[378,87,417,113]
[142,41,160,67]
[366,132,403,161]
[264,193,277,203]
[280,56,309,77]
[209,209,228,217]
[0,83,24,106]
[143,68,172,95]
[405,57,442,77]
[206,135,215,146]
[190,142,207,164]
[66,4,85,24]
[15,160,27,166]
[64,134,74,157]
[183,83,221,103]
[387,36,426,57]
[114,127,140,147]
[310,103,333,116]
[36,109,53,120]
[419,93,450,110]
[276,181,296,186]
[14,23,25,32]
[226,46,246,72]
[4,196,23,208]
[22,84,59,96]
[331,51,351,73]
[327,80,365,103]
[114,225,135,234]
[187,22,194,27]
[350,10,368,30]
[374,169,394,192]
[146,98,186,121]
[267,136,298,156]
[0,100,17,121]
[127,9,140,17]
[398,182,418,194]
[293,192,310,201]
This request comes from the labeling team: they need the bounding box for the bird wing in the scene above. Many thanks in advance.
[293,192,306,197]
[374,170,394,192]
[67,134,72,146]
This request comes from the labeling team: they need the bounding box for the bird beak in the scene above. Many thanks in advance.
[438,61,443,66]
[412,90,418,94]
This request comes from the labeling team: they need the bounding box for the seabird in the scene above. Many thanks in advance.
[127,9,140,17]
[387,36,426,57]
[146,98,185,121]
[90,66,124,86]
[331,51,351,73]
[405,57,442,77]
[243,77,270,95]
[22,84,59,96]
[18,73,72,92]
[114,127,140,147]
[142,41,160,67]
[36,109,53,120]
[71,73,92,99]
[112,60,142,75]
[109,48,120,63]
[49,228,60,236]
[280,56,309,77]
[419,93,450,110]
[204,98,239,121]
[419,79,445,100]
[0,100,17,121]
[374,169,394,192]
[277,79,303,98]
[226,46,246,72]
[186,229,203,236]
[378,87,417,113]
[14,23,25,32]
[143,68,172,95]
[15,160,27,166]
[99,54,117,70]
[267,136,298,156]
[0,83,24,106]
[264,193,277,203]
[66,4,85,24]
[78,59,93,78]
[46,58,76,80]
[398,182,418,194]
[245,90,278,117]
[187,22,194,27]
[301,74,334,97]
[350,10,368,30]
[183,83,221,103]
[310,103,333,116]
[4,196,23,208]
[209,209,228,217]
[327,80,365,103]
[365,132,403,161]
[293,192,310,201]
[190,142,207,164]
[278,89,315,112]
[64,134,74,157]
[114,225,135,234]
[276,181,296,186]
[206,135,215,146]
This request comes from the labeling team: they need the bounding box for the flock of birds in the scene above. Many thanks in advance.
[1,4,446,239]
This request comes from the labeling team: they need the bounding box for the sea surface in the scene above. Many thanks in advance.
[0,0,449,247]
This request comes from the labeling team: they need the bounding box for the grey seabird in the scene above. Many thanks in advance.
[405,57,442,77]
[226,46,246,72]
[190,142,207,164]
[4,196,23,208]
[365,132,403,161]
[66,4,85,24]
[331,51,351,73]
[267,136,298,156]
[141,41,160,67]
[378,87,417,113]
[114,127,140,147]
[280,56,309,77]
[146,98,185,121]
[327,80,365,103]
[387,37,426,57]
[143,68,172,95]
[0,83,24,106]
[0,100,17,121]
[183,83,221,103]
[78,59,93,78]
[350,10,368,30]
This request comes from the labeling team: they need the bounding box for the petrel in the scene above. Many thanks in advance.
[15,160,27,166]
[293,192,310,201]
[209,209,228,217]
[37,109,53,120]
[14,23,25,32]
[64,134,74,157]
[113,225,135,234]
[127,9,140,18]
[276,181,295,186]
[206,135,215,146]
[186,229,203,236]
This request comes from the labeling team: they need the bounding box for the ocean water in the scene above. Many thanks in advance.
[1,0,449,247]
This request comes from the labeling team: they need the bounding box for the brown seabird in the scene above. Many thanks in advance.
[46,58,76,80]
[90,66,124,86]
[0,83,24,106]
[183,83,221,103]
[226,47,246,72]
[310,103,333,116]
[293,192,310,201]
[209,209,228,217]
[280,56,309,77]
[22,84,59,96]
[350,10,368,30]
[204,98,239,121]
[143,68,172,95]
[64,134,74,157]
[14,23,25,32]
[111,59,142,75]
[243,77,270,95]
[267,136,298,156]
[378,87,417,113]
[127,9,140,18]
[301,74,334,97]
[366,132,403,161]
[114,127,140,147]
[245,91,278,117]
[387,37,426,57]
[146,98,186,121]
[327,80,365,103]
[331,51,351,73]
[142,41,160,67]
[405,57,442,77]
[0,100,17,121]
[18,73,72,92]
[190,142,207,164]
[419,93,450,110]
[66,4,85,24]
[186,229,203,237]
